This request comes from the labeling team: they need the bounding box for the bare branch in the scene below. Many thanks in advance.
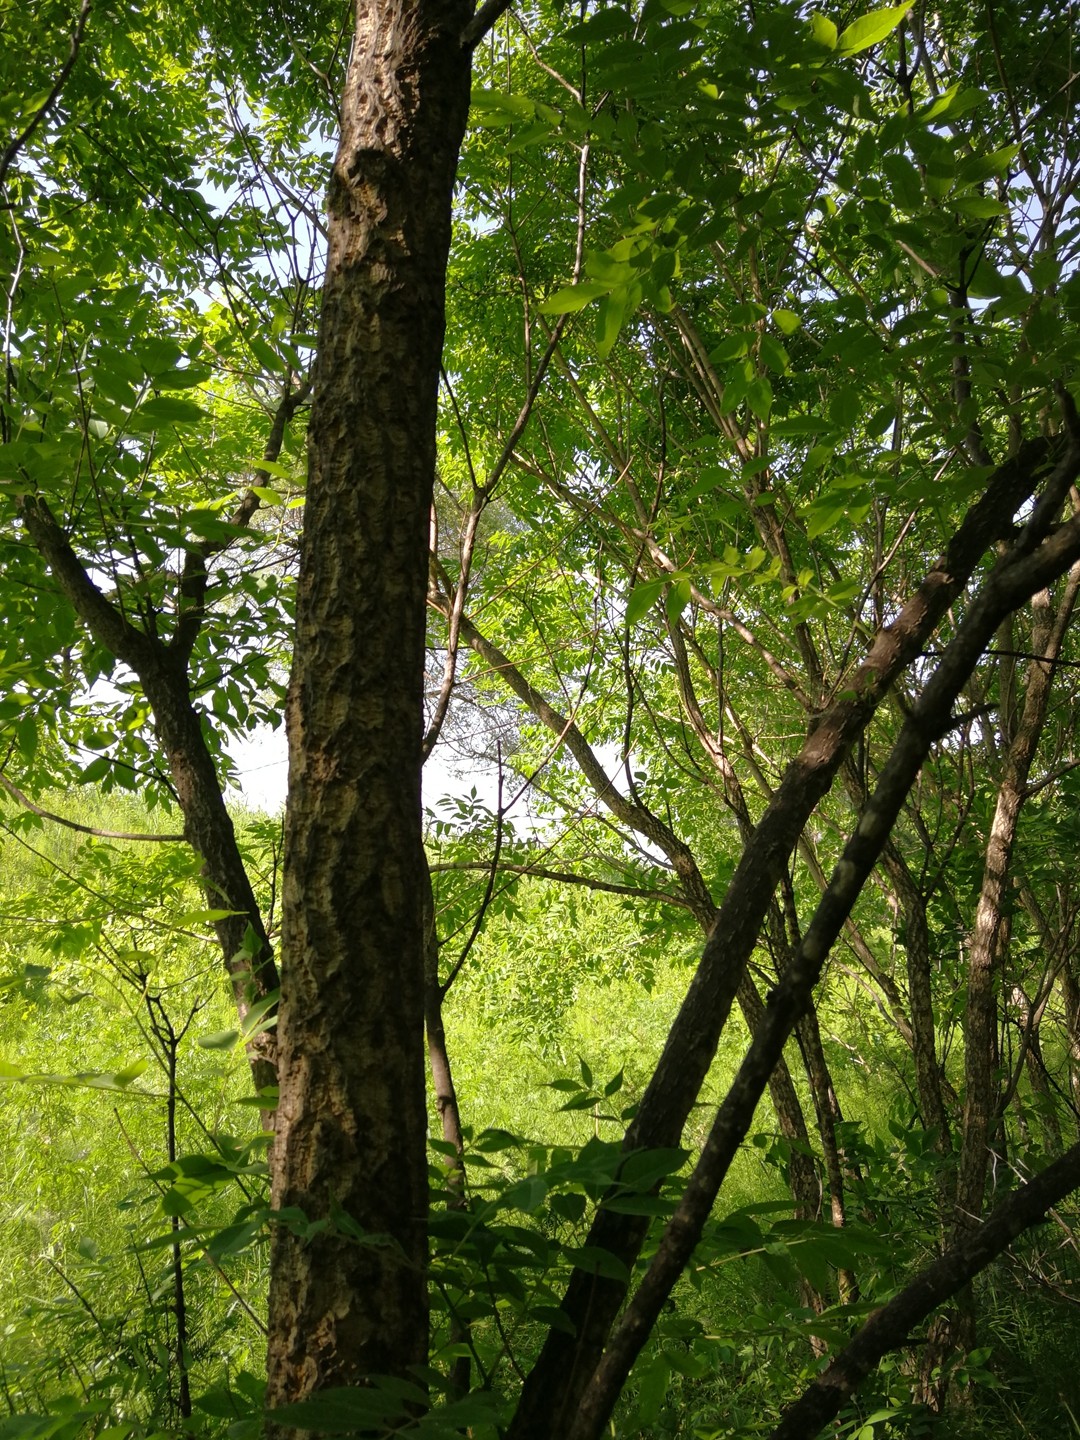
[429,858,695,912]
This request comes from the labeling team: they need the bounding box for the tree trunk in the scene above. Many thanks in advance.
[921,570,1079,1401]
[266,0,472,1412]
[18,496,280,1091]
[507,439,1080,1440]
[957,579,1075,1223]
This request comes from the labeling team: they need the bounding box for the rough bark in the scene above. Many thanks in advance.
[265,0,473,1412]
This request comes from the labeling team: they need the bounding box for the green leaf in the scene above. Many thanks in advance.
[773,307,801,334]
[502,1174,548,1212]
[137,396,205,426]
[566,1244,631,1282]
[633,1353,669,1427]
[684,465,735,503]
[472,1128,523,1152]
[595,290,626,358]
[198,1030,241,1050]
[709,333,752,363]
[745,375,773,421]
[559,1092,602,1111]
[176,908,244,926]
[113,1058,149,1085]
[759,333,789,374]
[837,4,912,56]
[619,1147,688,1189]
[665,577,691,624]
[954,195,1009,219]
[246,334,282,373]
[470,90,542,125]
[806,494,856,538]
[154,365,212,389]
[255,458,295,481]
[808,13,838,48]
[79,756,112,783]
[957,144,1019,185]
[625,577,667,625]
[251,486,284,505]
[536,282,611,315]
[882,151,923,210]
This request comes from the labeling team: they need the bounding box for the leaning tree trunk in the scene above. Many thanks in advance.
[266,0,473,1412]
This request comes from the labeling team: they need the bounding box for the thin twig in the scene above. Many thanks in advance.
[0,0,92,191]
[0,773,184,841]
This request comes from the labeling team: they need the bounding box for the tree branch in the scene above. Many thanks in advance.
[0,0,92,192]
[769,1142,1080,1440]
[0,773,184,841]
[428,858,695,912]
[452,609,718,925]
[461,0,513,50]
[171,375,310,667]
[561,470,1080,1440]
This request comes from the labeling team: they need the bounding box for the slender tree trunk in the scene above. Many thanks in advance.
[17,497,280,1091]
[957,580,1074,1222]
[1011,986,1063,1153]
[1060,960,1080,1136]
[881,844,953,1156]
[796,1003,859,1303]
[266,0,472,1412]
[921,570,1079,1400]
[423,867,472,1398]
[737,974,822,1221]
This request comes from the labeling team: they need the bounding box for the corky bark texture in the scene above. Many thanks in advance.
[265,0,473,1412]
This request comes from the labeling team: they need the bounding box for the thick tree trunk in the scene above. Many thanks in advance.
[266,0,472,1412]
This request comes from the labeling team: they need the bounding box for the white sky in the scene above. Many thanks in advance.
[224,723,508,819]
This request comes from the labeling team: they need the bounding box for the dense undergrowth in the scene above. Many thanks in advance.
[2,793,1079,1440]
